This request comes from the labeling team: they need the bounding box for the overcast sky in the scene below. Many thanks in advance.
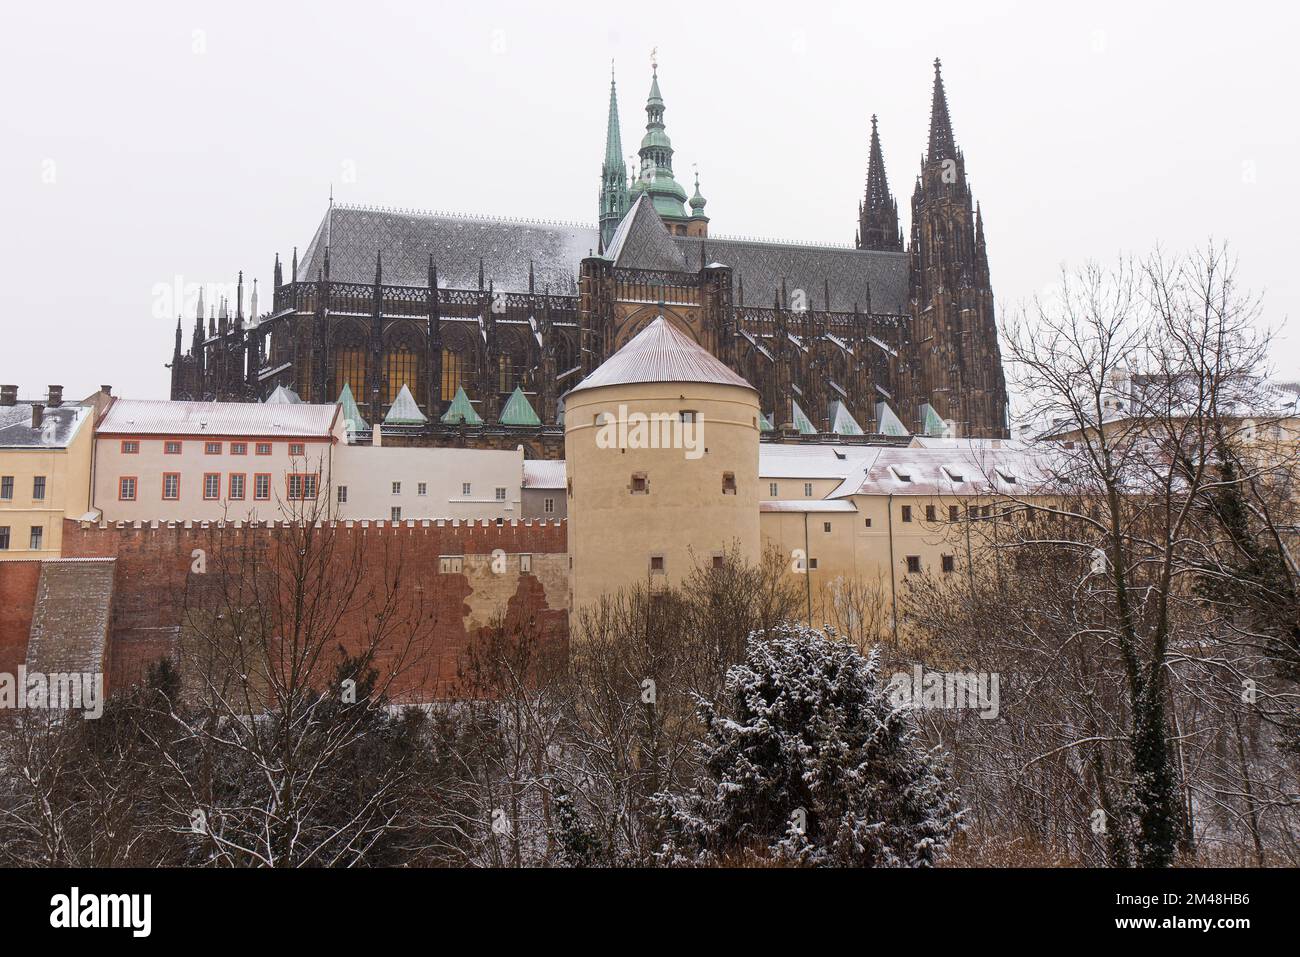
[1,0,1295,402]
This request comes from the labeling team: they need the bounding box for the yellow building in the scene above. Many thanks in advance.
[565,316,761,612]
[0,385,106,560]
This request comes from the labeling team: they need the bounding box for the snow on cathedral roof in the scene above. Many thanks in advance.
[565,315,756,397]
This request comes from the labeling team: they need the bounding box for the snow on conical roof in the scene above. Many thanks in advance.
[565,315,754,398]
[829,399,864,436]
[383,384,428,425]
[337,382,368,432]
[265,384,303,404]
[440,385,483,425]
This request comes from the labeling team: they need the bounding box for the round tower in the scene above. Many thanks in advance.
[564,316,760,613]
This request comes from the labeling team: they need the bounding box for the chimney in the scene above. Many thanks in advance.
[31,403,44,430]
[47,385,63,408]
[100,384,112,396]
[0,385,16,407]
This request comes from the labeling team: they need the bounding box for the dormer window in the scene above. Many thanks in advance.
[943,467,964,482]
[890,465,912,483]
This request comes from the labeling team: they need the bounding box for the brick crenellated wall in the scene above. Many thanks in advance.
[0,560,42,676]
[59,517,569,698]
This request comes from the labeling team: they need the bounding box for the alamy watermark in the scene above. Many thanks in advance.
[0,667,104,719]
[887,665,1000,719]
[594,405,704,460]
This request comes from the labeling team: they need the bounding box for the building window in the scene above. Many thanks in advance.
[925,504,936,522]
[164,440,182,455]
[121,440,139,454]
[680,410,699,424]
[118,477,137,501]
[630,473,648,494]
[808,558,818,570]
[392,481,402,495]
[391,507,402,522]
[722,472,736,495]
[439,555,465,574]
[231,442,247,455]
[769,482,778,496]
[462,482,472,496]
[32,476,45,500]
[949,505,959,522]
[385,343,420,406]
[417,482,427,496]
[29,527,43,550]
[520,553,532,573]
[495,487,507,501]
[981,505,991,519]
[649,555,665,573]
[334,344,367,409]
[203,473,220,500]
[0,527,8,550]
[0,476,10,500]
[901,505,912,523]
[803,482,813,497]
[864,517,872,528]
[256,442,272,455]
[441,348,464,403]
[941,554,955,574]
[823,521,832,533]
[162,472,180,500]
[229,474,246,500]
[497,354,515,394]
[289,442,305,457]
[287,473,319,500]
[906,555,921,574]
[205,441,222,455]
[254,474,271,501]
[337,485,348,504]
[543,497,555,514]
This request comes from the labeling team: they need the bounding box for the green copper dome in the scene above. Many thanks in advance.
[629,63,689,220]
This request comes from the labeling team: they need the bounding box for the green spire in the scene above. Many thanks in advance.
[599,62,631,251]
[440,385,483,425]
[336,382,368,433]
[499,386,541,427]
[629,58,689,220]
[689,167,708,219]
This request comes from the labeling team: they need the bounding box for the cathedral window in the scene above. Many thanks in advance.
[441,349,464,402]
[385,343,419,406]
[498,354,515,394]
[334,344,367,407]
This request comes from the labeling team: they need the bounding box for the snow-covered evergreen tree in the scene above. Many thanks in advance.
[656,623,964,867]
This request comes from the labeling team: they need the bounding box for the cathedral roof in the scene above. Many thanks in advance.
[566,315,756,397]
[297,201,909,315]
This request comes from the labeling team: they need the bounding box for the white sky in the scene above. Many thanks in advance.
[1,0,1295,401]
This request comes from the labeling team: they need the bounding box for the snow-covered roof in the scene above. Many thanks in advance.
[522,459,566,489]
[565,316,756,397]
[830,446,1061,498]
[760,499,858,513]
[98,398,338,438]
[759,443,881,480]
[0,401,92,450]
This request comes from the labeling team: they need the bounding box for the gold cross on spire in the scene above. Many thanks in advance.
[650,46,658,70]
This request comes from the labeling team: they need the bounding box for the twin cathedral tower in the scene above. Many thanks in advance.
[170,57,1009,450]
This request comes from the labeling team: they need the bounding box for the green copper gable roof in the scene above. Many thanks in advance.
[440,386,483,425]
[791,399,817,435]
[920,402,948,437]
[829,400,864,436]
[384,384,428,426]
[336,382,368,432]
[759,412,774,433]
[499,386,541,427]
[876,400,909,437]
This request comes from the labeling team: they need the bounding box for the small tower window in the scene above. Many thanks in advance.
[722,472,736,495]
[631,473,648,494]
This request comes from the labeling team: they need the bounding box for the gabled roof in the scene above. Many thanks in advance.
[565,315,756,397]
[383,384,428,426]
[499,387,541,427]
[298,203,594,295]
[264,384,303,404]
[99,399,338,438]
[441,386,483,425]
[830,446,1062,498]
[523,459,566,489]
[603,195,688,272]
[0,402,91,450]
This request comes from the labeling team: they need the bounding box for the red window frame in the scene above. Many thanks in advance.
[120,440,139,454]
[204,441,222,455]
[288,442,305,457]
[255,442,273,456]
[118,476,137,501]
[253,473,271,501]
[162,472,180,500]
[231,442,247,455]
[286,472,319,501]
[228,473,246,500]
[202,472,221,500]
[164,440,183,455]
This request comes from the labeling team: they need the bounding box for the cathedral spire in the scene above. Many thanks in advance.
[858,114,902,250]
[927,58,957,163]
[628,55,689,222]
[598,62,631,252]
